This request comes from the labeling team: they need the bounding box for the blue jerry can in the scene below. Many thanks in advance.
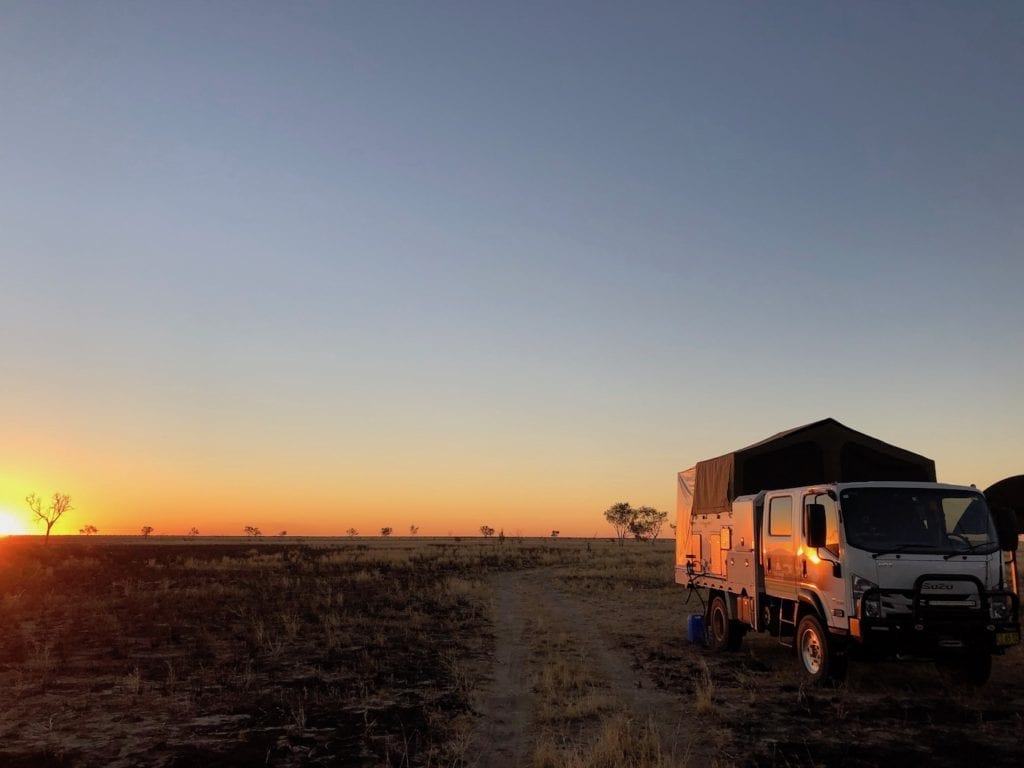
[687,613,705,644]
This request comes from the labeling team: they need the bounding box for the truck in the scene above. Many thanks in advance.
[675,419,1020,685]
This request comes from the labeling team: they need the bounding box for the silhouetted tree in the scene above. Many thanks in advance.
[141,525,154,538]
[381,527,392,537]
[480,525,495,538]
[630,507,668,543]
[647,508,669,542]
[409,524,419,535]
[188,527,199,537]
[604,501,633,546]
[79,524,98,535]
[346,527,358,537]
[278,530,287,537]
[551,530,560,538]
[27,492,72,543]
[244,526,262,537]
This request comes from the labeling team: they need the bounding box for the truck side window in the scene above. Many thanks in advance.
[768,496,792,536]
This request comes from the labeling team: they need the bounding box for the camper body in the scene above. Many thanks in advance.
[675,420,1020,684]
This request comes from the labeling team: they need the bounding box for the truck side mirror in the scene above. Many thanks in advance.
[992,506,1020,552]
[806,504,827,549]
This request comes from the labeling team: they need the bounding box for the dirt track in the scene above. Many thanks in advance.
[470,569,710,766]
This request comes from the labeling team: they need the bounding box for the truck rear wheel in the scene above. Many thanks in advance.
[796,614,840,684]
[707,594,742,652]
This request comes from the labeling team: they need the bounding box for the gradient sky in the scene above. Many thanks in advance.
[1,2,1022,536]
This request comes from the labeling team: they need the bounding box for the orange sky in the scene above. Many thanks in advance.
[2,414,1020,538]
[0,426,672,537]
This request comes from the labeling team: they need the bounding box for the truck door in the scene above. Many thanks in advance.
[801,492,846,628]
[763,493,798,599]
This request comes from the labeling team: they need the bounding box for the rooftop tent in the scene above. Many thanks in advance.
[688,418,936,516]
[984,475,1024,536]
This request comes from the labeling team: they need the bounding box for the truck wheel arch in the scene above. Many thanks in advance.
[797,589,826,622]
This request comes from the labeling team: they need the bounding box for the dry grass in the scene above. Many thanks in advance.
[531,618,617,725]
[534,715,685,768]
[519,541,696,767]
[0,536,568,766]
[693,660,715,715]
[1,535,1021,767]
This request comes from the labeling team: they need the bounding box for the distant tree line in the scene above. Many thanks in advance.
[19,487,551,541]
[603,502,668,545]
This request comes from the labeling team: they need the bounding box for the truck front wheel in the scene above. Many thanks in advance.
[796,614,840,684]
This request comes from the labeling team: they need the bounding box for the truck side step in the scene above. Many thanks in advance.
[778,603,799,648]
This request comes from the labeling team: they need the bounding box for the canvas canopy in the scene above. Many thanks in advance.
[681,418,936,518]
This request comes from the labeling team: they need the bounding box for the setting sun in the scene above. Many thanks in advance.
[0,509,29,536]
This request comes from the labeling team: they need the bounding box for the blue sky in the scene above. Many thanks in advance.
[1,2,1021,534]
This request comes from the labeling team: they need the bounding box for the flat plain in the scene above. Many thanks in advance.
[0,536,1021,767]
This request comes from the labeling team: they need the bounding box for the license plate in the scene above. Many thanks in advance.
[996,631,1020,647]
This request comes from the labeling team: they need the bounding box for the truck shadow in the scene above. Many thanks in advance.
[643,631,1024,767]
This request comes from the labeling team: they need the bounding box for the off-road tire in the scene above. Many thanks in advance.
[707,594,742,651]
[796,614,836,685]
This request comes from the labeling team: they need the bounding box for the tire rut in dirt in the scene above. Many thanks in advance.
[470,569,706,764]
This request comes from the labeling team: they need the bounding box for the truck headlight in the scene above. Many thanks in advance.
[863,595,882,618]
[853,574,880,619]
[989,595,1012,621]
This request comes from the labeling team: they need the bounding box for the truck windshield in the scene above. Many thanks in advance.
[839,487,998,555]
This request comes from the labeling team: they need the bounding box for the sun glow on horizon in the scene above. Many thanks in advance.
[0,509,30,536]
